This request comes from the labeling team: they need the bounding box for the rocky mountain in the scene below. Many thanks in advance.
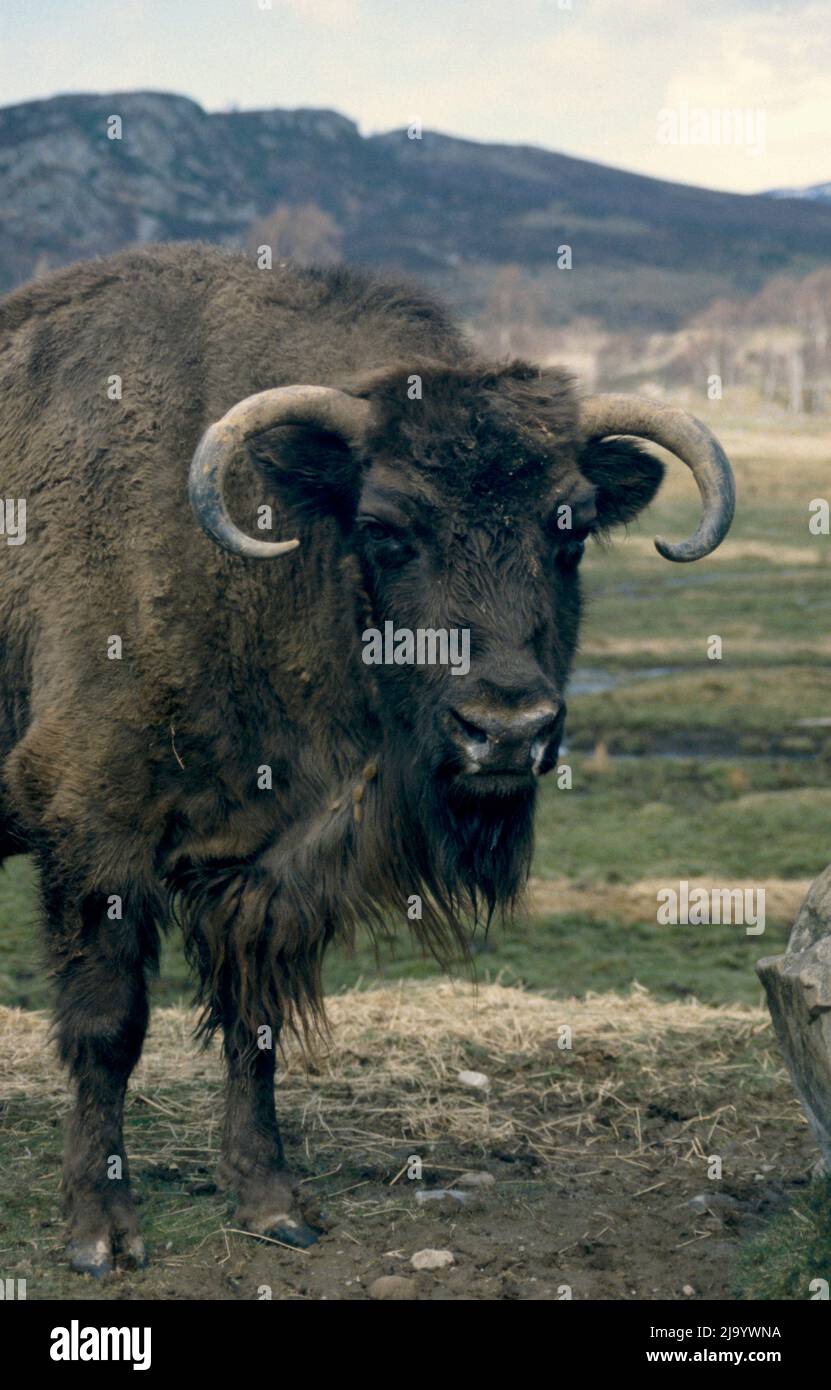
[767,181,831,203]
[2,90,831,330]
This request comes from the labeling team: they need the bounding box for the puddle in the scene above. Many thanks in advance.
[565,667,825,759]
[569,666,675,695]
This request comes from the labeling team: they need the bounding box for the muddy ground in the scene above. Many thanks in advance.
[0,983,816,1301]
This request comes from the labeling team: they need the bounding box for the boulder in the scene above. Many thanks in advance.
[757,864,831,1171]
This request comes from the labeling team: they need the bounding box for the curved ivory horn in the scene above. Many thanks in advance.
[189,385,372,559]
[580,394,735,562]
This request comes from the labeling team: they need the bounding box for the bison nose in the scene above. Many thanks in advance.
[447,701,564,775]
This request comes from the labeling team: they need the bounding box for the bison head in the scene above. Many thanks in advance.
[188,360,734,910]
[190,363,733,758]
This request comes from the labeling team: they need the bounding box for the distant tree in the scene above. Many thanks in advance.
[476,264,556,358]
[244,201,343,267]
[689,270,831,414]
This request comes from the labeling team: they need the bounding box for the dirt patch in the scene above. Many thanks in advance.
[0,983,816,1301]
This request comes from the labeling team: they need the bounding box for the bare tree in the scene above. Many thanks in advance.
[244,202,343,267]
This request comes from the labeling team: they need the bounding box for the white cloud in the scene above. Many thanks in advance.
[656,2,831,188]
[483,0,831,191]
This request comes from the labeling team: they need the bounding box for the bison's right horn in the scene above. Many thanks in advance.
[189,385,372,559]
[580,394,736,562]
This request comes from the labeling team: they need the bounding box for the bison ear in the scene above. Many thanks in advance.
[248,424,360,528]
[578,437,665,530]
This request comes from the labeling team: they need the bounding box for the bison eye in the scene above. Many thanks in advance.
[556,537,586,571]
[358,517,413,564]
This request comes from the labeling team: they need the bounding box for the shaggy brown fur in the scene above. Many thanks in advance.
[0,243,663,1272]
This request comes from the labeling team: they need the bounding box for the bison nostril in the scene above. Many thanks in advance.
[532,713,563,745]
[448,708,490,745]
[447,701,564,773]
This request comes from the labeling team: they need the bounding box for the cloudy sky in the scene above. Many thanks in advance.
[1,0,828,193]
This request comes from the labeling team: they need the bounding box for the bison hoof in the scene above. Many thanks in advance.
[120,1234,148,1270]
[68,1236,113,1278]
[67,1231,147,1277]
[247,1212,321,1249]
[233,1170,325,1249]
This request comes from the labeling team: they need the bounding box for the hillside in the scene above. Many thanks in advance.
[2,91,831,330]
[768,181,831,203]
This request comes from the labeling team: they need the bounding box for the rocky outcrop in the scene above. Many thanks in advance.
[757,866,831,1171]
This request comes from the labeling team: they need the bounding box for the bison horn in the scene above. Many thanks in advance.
[580,394,735,562]
[189,385,372,558]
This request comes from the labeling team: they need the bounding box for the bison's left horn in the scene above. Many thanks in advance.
[189,385,372,559]
[580,394,735,562]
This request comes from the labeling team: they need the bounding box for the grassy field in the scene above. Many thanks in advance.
[0,407,828,1299]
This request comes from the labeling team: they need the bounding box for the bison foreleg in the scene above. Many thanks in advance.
[46,875,157,1277]
[218,1029,321,1249]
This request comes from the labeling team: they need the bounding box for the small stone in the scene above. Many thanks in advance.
[682,1284,695,1297]
[687,1192,740,1216]
[368,1276,416,1301]
[415,1188,469,1205]
[457,1070,489,1091]
[411,1248,455,1271]
[457,1170,496,1188]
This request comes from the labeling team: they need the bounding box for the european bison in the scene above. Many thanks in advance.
[0,243,734,1273]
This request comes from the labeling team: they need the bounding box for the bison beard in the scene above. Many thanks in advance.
[0,243,734,1271]
[172,736,536,1056]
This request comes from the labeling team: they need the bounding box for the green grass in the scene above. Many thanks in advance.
[534,759,831,881]
[584,552,831,655]
[326,911,791,1008]
[735,1176,831,1300]
[568,667,831,754]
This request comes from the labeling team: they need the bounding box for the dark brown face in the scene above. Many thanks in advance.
[355,460,594,800]
[208,360,669,811]
[350,361,663,806]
